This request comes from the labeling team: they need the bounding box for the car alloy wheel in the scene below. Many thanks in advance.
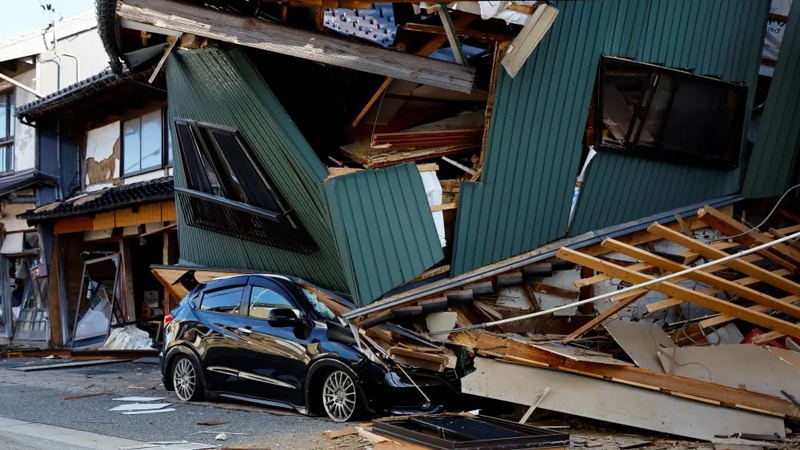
[322,370,358,422]
[173,357,198,401]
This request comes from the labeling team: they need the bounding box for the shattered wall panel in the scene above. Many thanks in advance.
[84,121,120,192]
[451,0,768,275]
[167,47,349,292]
[742,0,800,198]
[325,164,444,306]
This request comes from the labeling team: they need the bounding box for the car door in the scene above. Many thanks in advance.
[192,276,250,393]
[234,277,318,406]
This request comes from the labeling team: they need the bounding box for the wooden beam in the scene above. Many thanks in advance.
[698,206,800,271]
[562,291,646,344]
[148,33,181,84]
[474,40,509,180]
[120,239,137,322]
[698,294,799,329]
[431,202,457,212]
[601,238,800,320]
[441,156,476,175]
[474,332,800,419]
[556,247,800,340]
[325,163,438,179]
[120,0,475,93]
[402,23,514,42]
[648,223,800,298]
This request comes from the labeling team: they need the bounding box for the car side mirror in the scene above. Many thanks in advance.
[267,308,298,326]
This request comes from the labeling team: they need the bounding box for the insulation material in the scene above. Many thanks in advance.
[101,325,153,350]
[448,1,539,26]
[420,171,447,247]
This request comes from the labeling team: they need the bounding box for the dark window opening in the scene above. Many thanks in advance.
[595,57,747,169]
[174,119,316,255]
[0,90,15,173]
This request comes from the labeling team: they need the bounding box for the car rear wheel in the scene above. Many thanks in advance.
[172,355,204,401]
[322,370,359,422]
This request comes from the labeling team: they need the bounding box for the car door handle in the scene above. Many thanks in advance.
[237,327,253,334]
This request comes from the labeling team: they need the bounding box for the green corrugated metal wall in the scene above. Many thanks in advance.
[167,48,349,291]
[167,48,442,304]
[742,1,800,198]
[451,0,768,275]
[325,164,444,305]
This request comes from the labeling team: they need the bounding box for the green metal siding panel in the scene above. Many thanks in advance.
[167,48,348,291]
[451,0,768,275]
[325,164,444,306]
[743,1,800,198]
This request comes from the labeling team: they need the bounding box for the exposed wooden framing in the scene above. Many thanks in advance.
[474,40,510,180]
[434,3,467,65]
[602,238,800,319]
[528,281,578,298]
[698,294,799,329]
[0,72,43,98]
[751,330,786,344]
[120,239,137,322]
[440,179,460,193]
[646,268,792,314]
[698,206,800,271]
[556,247,800,340]
[770,227,800,249]
[473,332,800,419]
[410,265,451,283]
[351,14,477,127]
[402,23,514,42]
[431,202,458,212]
[120,0,475,93]
[648,223,800,298]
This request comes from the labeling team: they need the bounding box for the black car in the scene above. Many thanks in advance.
[160,274,465,421]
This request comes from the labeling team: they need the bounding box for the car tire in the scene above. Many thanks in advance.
[321,370,360,422]
[171,355,205,402]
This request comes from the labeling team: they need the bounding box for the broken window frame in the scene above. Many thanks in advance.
[173,119,317,255]
[594,56,747,170]
[121,107,170,177]
[0,90,15,173]
[69,254,122,347]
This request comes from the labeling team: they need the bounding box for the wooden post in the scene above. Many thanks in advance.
[162,231,177,312]
[119,239,136,322]
[47,237,63,348]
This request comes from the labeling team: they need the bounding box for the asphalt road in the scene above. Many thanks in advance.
[0,357,350,449]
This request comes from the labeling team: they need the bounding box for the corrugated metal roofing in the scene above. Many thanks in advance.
[167,47,349,292]
[742,1,800,198]
[325,164,443,306]
[451,0,768,276]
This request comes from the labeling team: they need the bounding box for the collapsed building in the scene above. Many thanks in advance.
[7,0,800,442]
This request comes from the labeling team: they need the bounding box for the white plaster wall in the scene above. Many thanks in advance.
[124,167,171,185]
[84,121,120,192]
[13,68,36,172]
[1,202,36,232]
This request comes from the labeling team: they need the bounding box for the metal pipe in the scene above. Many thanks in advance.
[0,73,44,98]
[59,52,80,85]
[430,228,800,335]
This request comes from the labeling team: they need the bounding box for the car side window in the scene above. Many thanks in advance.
[199,286,245,314]
[248,286,296,319]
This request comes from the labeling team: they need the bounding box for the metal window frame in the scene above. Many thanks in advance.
[120,107,168,177]
[595,56,746,170]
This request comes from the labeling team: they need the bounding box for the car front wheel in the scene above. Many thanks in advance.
[322,370,360,422]
[172,355,204,401]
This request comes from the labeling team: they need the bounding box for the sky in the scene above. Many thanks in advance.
[0,0,95,42]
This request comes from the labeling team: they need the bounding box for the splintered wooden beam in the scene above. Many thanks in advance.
[648,223,800,298]
[401,23,514,42]
[698,206,800,271]
[120,0,475,93]
[435,3,467,65]
[602,238,800,320]
[698,293,800,329]
[556,247,800,340]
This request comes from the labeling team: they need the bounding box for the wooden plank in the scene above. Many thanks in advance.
[434,4,466,65]
[430,202,457,212]
[120,0,475,93]
[462,357,788,440]
[698,294,799,329]
[470,333,800,419]
[556,247,800,340]
[751,330,785,344]
[646,268,792,314]
[601,238,800,320]
[528,281,579,299]
[402,23,514,42]
[441,156,476,175]
[648,223,800,298]
[501,4,559,78]
[698,206,800,271]
[120,239,136,322]
[562,291,646,344]
[325,164,438,179]
[475,40,509,180]
[351,14,476,127]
